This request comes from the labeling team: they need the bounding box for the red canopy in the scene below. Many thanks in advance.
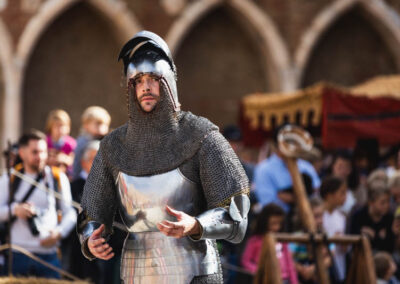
[322,86,400,149]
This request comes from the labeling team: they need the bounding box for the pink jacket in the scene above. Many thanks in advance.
[46,134,76,155]
[241,235,298,284]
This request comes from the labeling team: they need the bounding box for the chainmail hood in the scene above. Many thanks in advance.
[101,31,218,176]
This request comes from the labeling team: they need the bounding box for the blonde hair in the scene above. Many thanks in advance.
[367,168,388,188]
[81,106,111,125]
[45,109,71,133]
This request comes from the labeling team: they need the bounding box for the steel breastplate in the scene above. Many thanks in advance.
[116,169,219,283]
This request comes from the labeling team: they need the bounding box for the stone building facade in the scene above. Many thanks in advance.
[0,0,400,169]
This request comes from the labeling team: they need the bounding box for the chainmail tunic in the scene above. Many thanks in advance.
[80,61,249,283]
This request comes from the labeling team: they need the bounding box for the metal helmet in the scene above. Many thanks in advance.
[118,31,180,111]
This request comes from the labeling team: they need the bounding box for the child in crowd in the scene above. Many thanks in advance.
[348,178,395,253]
[241,203,298,284]
[374,252,398,284]
[45,109,76,174]
[330,151,356,215]
[320,176,347,282]
[72,106,110,180]
[290,197,332,284]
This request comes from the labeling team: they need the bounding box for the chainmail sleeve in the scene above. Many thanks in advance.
[77,145,118,259]
[194,130,250,243]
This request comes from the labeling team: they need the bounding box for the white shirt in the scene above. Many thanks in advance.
[323,209,346,281]
[339,190,356,216]
[0,166,77,254]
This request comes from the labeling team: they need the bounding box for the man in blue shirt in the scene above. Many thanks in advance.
[254,138,321,213]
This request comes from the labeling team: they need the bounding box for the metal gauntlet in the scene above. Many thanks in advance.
[77,211,103,260]
[194,194,250,243]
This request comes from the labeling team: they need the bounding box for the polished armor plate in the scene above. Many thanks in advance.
[116,168,198,232]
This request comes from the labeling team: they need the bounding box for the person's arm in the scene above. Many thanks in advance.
[157,131,250,243]
[192,131,250,243]
[277,191,295,204]
[0,174,11,221]
[76,145,118,260]
[0,174,39,222]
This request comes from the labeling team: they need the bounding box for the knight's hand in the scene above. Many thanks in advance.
[157,206,201,238]
[87,224,114,260]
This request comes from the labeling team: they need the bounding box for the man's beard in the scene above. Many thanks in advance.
[138,93,159,112]
[27,162,45,173]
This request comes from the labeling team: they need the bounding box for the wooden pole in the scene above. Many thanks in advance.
[360,236,376,284]
[284,157,330,284]
[273,233,362,244]
[285,158,316,231]
[254,233,282,284]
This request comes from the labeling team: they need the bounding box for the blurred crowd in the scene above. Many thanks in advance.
[0,106,124,283]
[222,125,400,284]
[1,107,400,284]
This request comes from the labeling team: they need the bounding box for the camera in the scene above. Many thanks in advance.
[27,214,41,236]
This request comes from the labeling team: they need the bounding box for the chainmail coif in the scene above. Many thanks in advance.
[100,79,218,177]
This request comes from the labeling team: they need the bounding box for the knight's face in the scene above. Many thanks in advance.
[133,74,161,112]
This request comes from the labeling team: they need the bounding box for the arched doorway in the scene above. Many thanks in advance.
[22,2,129,136]
[300,4,399,87]
[174,7,268,129]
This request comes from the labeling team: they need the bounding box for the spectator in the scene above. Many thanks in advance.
[241,203,298,284]
[254,125,320,213]
[65,140,100,283]
[354,168,390,211]
[330,151,356,215]
[386,148,400,179]
[72,106,110,180]
[0,130,76,278]
[320,176,347,282]
[374,252,398,284]
[45,109,76,175]
[348,177,395,253]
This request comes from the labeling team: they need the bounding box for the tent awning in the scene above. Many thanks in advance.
[241,75,400,148]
